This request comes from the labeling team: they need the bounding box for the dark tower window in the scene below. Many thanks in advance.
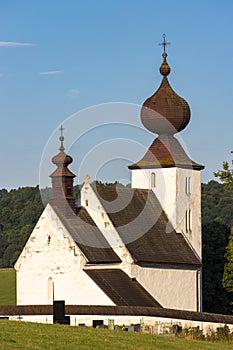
[66,188,72,196]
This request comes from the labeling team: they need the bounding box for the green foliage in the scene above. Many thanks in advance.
[222,228,233,294]
[216,324,230,340]
[0,186,43,268]
[214,151,233,188]
[201,180,233,313]
[181,326,205,341]
[0,269,16,305]
[202,180,233,228]
[202,222,232,314]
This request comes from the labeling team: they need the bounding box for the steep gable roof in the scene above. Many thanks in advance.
[85,269,162,307]
[52,205,121,264]
[92,184,201,266]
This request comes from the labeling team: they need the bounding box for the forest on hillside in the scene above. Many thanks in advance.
[0,181,232,314]
[201,181,233,314]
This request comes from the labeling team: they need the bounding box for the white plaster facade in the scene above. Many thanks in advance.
[15,204,115,306]
[131,264,198,311]
[131,167,202,259]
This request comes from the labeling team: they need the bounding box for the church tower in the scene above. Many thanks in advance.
[50,126,76,214]
[129,36,204,258]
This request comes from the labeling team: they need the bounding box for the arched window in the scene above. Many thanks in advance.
[47,277,54,304]
[185,209,191,233]
[185,176,191,196]
[151,172,156,188]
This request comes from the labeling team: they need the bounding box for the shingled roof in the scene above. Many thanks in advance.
[128,135,204,170]
[52,205,121,264]
[92,184,201,266]
[85,269,162,307]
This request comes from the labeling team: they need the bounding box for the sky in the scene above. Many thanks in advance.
[0,0,233,189]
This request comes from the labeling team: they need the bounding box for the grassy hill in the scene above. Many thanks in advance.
[0,268,16,305]
[0,320,232,350]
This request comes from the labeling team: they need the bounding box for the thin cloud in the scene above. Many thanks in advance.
[67,89,79,97]
[39,70,64,76]
[0,41,34,47]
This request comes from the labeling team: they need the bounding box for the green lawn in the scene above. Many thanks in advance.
[0,320,232,350]
[0,268,16,305]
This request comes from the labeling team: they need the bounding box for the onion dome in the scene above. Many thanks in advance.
[50,127,75,178]
[51,152,75,177]
[50,126,76,214]
[128,35,204,171]
[141,41,190,135]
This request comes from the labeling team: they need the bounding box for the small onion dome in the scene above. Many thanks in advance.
[52,151,73,166]
[141,54,190,135]
[50,151,76,178]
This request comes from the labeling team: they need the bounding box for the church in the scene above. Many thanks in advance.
[15,39,204,312]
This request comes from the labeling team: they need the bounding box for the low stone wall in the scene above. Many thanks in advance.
[1,305,233,334]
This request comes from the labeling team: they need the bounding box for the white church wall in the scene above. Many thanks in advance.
[132,264,198,311]
[81,183,133,274]
[131,167,202,258]
[15,204,115,306]
[131,168,177,229]
[131,168,151,189]
[176,169,202,259]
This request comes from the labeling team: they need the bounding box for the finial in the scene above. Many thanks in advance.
[59,125,65,152]
[159,34,171,76]
[84,174,90,184]
[159,33,170,54]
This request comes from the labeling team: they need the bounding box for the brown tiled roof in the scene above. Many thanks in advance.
[52,205,121,264]
[129,135,204,170]
[84,269,162,307]
[92,184,201,266]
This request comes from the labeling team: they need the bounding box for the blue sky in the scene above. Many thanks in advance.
[0,0,233,189]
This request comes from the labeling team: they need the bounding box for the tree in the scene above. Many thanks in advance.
[214,151,233,308]
[214,151,233,188]
[222,228,233,294]
[202,222,232,314]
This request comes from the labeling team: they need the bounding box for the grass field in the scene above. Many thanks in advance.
[0,320,232,350]
[0,268,16,305]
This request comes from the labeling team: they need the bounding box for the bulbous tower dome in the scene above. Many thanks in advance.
[141,40,190,135]
[129,35,204,171]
